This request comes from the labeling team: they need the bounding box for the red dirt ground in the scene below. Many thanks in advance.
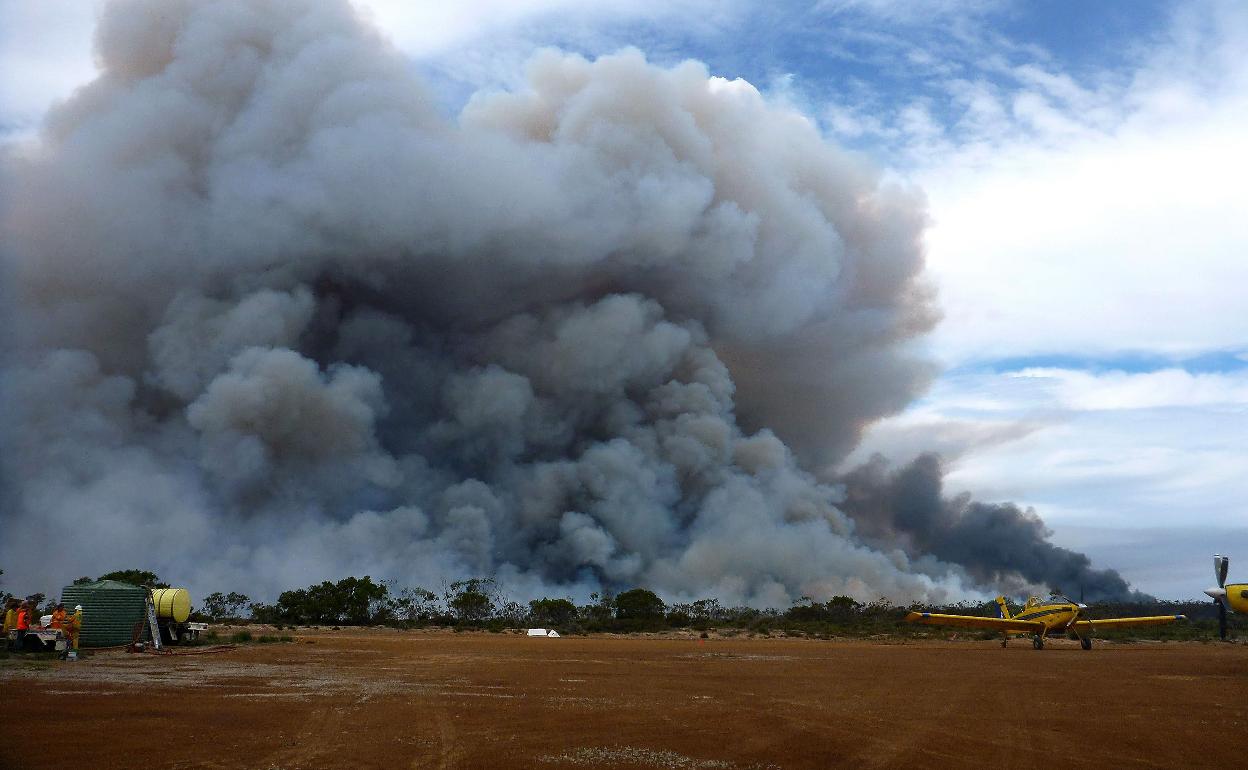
[2,628,1245,769]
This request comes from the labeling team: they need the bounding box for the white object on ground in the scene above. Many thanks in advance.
[527,628,547,636]
[546,630,560,638]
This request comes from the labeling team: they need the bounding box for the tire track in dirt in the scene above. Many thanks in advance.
[421,705,460,770]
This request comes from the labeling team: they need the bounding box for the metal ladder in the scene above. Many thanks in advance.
[144,592,164,651]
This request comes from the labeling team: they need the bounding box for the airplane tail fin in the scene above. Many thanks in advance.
[994,596,1011,620]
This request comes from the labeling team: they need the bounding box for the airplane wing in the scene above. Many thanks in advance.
[905,611,1044,633]
[1074,614,1186,629]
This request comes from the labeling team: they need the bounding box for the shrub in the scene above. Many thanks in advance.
[447,579,497,625]
[529,597,577,628]
[615,588,665,621]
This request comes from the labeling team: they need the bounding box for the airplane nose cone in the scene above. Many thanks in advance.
[1077,603,1088,610]
[1205,587,1227,600]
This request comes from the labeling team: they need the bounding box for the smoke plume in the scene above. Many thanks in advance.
[0,0,1138,606]
[839,454,1149,601]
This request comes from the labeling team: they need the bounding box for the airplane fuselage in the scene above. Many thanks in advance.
[1010,602,1082,636]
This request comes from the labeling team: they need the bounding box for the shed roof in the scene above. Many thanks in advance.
[65,579,146,592]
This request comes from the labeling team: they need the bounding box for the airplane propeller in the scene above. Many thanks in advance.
[1058,592,1092,648]
[1204,554,1230,640]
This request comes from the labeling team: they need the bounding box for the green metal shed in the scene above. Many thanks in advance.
[59,580,147,647]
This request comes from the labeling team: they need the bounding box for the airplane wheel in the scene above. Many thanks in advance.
[1081,637,1092,650]
[1032,636,1044,650]
[1000,639,1007,648]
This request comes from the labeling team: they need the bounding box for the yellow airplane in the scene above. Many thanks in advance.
[906,593,1185,650]
[1204,554,1248,639]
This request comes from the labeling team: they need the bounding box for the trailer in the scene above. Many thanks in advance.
[147,588,206,644]
[7,627,70,655]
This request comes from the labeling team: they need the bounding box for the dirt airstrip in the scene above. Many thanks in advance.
[2,628,1245,769]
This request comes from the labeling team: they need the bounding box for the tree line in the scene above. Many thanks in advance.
[199,575,1235,641]
[3,568,1234,640]
[201,576,913,634]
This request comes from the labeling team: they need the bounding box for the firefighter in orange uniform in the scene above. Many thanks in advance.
[14,602,31,651]
[49,603,67,630]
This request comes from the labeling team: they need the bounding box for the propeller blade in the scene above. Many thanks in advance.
[1216,554,1229,588]
[1065,600,1093,648]
[1064,597,1087,627]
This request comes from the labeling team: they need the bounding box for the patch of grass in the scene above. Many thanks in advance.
[230,630,253,643]
[0,649,60,666]
[255,634,294,644]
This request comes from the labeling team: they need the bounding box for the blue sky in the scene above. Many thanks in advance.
[3,0,1245,598]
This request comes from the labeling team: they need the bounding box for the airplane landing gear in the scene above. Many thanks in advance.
[1000,639,1008,648]
[1032,635,1045,650]
[1080,637,1092,650]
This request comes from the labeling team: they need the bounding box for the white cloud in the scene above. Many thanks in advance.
[1011,367,1248,411]
[356,0,731,58]
[354,0,592,56]
[920,104,1248,363]
[0,0,103,134]
[881,367,1248,416]
[910,3,1248,366]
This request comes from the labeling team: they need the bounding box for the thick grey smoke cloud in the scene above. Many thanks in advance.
[0,0,1134,606]
[838,454,1150,602]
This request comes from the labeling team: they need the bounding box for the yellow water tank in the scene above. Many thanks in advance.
[151,588,191,623]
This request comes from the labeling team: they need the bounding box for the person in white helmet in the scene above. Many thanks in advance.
[66,605,84,651]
